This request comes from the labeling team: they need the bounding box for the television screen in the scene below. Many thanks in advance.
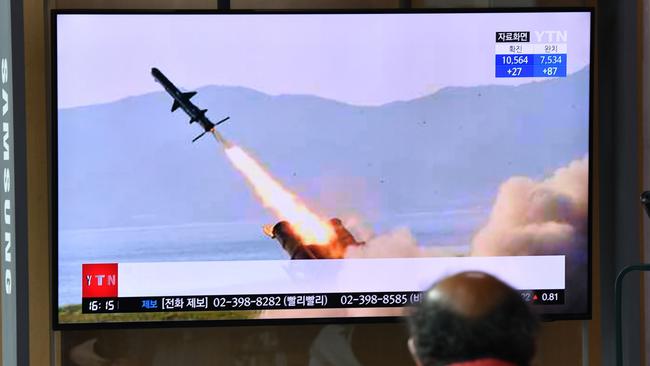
[53,10,592,328]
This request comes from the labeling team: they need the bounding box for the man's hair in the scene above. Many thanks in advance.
[408,276,539,366]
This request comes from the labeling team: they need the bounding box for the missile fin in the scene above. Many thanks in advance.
[192,131,208,143]
[215,116,230,126]
[183,91,197,100]
[171,100,181,112]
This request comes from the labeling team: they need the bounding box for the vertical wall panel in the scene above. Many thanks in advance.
[23,0,51,364]
[642,0,650,364]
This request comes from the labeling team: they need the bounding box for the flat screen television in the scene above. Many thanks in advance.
[52,9,593,329]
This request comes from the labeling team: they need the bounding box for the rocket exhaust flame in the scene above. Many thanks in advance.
[215,131,334,244]
[153,68,333,245]
[211,129,230,147]
[267,219,364,259]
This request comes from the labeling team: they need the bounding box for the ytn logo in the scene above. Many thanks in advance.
[534,31,568,43]
[86,273,116,287]
[82,263,118,298]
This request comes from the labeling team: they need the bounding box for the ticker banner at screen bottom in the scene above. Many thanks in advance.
[80,255,565,314]
[82,289,565,314]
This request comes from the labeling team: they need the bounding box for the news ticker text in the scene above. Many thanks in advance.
[81,289,564,314]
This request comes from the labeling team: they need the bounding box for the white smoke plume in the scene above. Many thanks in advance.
[336,157,588,262]
[259,158,589,319]
[471,156,588,257]
[345,227,454,258]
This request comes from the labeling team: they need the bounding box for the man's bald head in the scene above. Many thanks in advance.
[409,272,539,366]
[426,272,518,318]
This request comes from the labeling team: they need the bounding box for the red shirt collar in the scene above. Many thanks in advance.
[447,359,518,366]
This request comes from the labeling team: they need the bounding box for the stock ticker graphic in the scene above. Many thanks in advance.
[495,31,568,78]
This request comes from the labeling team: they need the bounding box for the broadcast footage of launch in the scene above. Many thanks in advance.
[55,12,591,324]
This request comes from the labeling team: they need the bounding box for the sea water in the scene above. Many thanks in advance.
[58,209,487,305]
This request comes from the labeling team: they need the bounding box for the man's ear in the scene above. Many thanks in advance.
[408,337,422,366]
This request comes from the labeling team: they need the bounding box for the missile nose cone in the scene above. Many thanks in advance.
[151,67,161,77]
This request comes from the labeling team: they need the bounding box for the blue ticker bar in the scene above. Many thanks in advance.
[533,65,566,77]
[495,65,534,77]
[495,54,567,78]
[534,54,566,65]
[495,54,534,66]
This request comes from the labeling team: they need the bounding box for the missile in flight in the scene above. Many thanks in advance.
[151,67,230,143]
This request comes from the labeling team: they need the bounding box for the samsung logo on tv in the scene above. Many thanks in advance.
[1,56,11,295]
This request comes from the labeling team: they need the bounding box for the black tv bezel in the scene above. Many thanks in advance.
[51,8,594,331]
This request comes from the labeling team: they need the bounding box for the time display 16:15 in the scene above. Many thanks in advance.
[87,299,117,312]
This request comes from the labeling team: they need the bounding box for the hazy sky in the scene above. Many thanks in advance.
[57,12,590,108]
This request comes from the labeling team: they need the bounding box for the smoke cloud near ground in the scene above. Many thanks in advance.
[345,226,454,258]
[340,157,588,261]
[469,156,589,310]
[470,156,588,257]
[339,157,589,310]
[259,158,589,319]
